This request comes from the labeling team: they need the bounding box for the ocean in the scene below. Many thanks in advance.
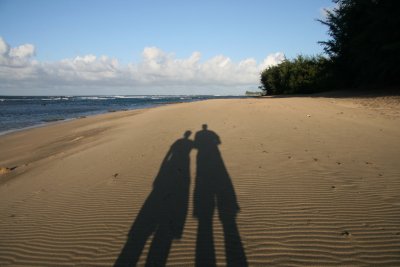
[0,95,246,135]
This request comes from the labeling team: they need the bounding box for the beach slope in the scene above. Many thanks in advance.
[1,96,400,266]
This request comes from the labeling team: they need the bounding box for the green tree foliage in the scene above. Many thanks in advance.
[260,55,333,95]
[319,0,400,86]
[260,0,400,95]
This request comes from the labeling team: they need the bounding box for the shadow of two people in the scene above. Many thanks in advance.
[115,124,247,267]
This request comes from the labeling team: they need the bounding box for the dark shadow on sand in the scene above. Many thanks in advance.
[114,131,193,267]
[193,124,247,267]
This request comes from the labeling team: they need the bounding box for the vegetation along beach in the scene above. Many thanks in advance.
[1,0,399,266]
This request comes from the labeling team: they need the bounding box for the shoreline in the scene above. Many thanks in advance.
[0,95,248,137]
[1,97,400,266]
[1,91,398,137]
[0,100,189,137]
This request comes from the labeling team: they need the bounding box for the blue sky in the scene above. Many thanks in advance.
[0,0,333,95]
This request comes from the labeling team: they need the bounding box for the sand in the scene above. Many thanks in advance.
[0,95,400,266]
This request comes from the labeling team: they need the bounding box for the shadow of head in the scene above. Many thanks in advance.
[184,130,192,139]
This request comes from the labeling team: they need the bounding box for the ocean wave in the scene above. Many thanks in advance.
[42,97,61,101]
[38,97,69,101]
[1,98,39,101]
[113,95,149,99]
[77,96,109,100]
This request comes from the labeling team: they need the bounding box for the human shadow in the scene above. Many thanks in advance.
[114,131,194,267]
[193,124,247,267]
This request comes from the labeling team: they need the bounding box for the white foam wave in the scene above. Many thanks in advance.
[77,96,108,100]
[114,95,149,99]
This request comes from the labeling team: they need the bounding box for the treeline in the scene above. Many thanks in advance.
[260,0,400,95]
[260,55,333,95]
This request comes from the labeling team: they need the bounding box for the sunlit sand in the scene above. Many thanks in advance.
[1,95,400,266]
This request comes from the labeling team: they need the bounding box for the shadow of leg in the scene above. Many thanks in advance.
[221,217,248,267]
[196,216,216,267]
[114,220,156,267]
[145,222,174,267]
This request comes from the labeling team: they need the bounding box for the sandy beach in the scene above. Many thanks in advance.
[1,95,400,266]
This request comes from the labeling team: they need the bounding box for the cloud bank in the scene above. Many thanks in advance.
[0,37,285,95]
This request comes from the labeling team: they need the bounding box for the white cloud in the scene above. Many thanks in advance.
[0,37,9,55]
[9,44,35,59]
[0,37,36,69]
[259,52,286,70]
[0,37,285,95]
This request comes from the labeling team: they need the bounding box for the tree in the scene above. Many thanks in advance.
[319,0,400,87]
[260,55,332,95]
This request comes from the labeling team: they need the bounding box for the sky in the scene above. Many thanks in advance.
[0,0,333,95]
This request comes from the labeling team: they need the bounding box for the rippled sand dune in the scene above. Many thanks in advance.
[1,95,400,266]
